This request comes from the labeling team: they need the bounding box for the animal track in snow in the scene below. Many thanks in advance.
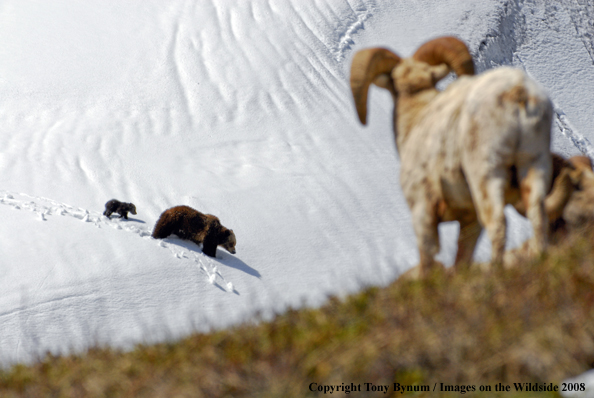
[0,190,236,292]
[154,238,235,292]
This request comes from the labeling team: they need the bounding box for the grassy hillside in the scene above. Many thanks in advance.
[1,231,593,398]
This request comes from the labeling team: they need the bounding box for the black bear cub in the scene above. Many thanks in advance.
[152,205,236,258]
[103,199,137,219]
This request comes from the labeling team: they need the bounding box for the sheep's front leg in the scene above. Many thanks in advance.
[544,167,574,224]
[411,200,441,277]
[454,214,481,270]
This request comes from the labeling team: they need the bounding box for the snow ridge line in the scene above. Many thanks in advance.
[0,190,236,292]
[555,110,594,159]
[332,5,372,61]
[473,0,525,72]
[567,0,594,67]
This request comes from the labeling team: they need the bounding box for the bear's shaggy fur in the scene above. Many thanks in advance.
[103,199,137,219]
[151,205,236,258]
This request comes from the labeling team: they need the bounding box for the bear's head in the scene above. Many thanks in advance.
[221,229,236,254]
[128,203,137,215]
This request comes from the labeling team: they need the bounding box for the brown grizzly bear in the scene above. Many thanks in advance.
[151,205,236,258]
[103,199,137,219]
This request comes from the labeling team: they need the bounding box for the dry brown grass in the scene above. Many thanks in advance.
[1,230,593,397]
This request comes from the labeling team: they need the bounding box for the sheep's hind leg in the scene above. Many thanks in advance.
[519,165,549,256]
[473,175,508,267]
[411,201,442,278]
[454,215,481,271]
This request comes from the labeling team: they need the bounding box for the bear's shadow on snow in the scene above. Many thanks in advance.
[165,238,261,279]
[107,216,146,224]
[126,218,146,224]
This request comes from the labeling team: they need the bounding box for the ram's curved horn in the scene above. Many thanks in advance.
[413,36,475,77]
[350,48,401,125]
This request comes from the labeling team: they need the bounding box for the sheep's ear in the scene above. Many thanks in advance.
[430,64,451,84]
[372,73,393,90]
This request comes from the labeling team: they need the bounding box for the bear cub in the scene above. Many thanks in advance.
[152,205,236,258]
[103,199,137,219]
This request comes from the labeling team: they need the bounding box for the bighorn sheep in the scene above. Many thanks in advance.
[351,36,553,275]
[547,154,594,234]
[508,154,582,231]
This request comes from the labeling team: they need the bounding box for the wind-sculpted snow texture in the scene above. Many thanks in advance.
[0,0,593,368]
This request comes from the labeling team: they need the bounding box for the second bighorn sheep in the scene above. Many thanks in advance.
[351,36,554,275]
[547,155,594,234]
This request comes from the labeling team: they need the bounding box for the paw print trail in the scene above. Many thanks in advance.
[0,190,237,292]
[155,239,237,292]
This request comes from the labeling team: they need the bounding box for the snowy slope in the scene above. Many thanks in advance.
[0,0,593,369]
